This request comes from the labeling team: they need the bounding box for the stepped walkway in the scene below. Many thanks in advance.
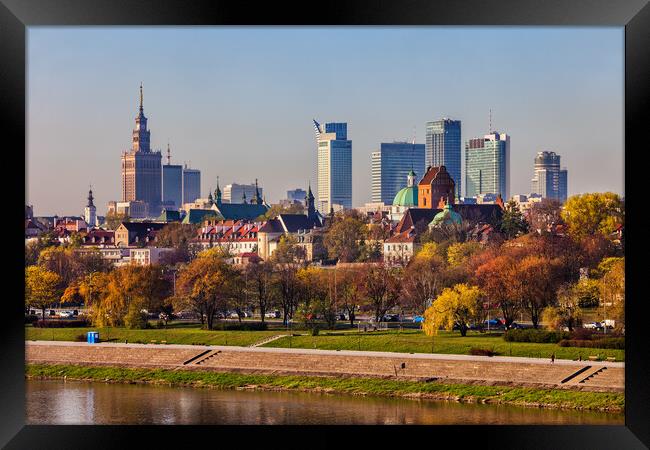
[248,335,289,347]
[26,341,624,393]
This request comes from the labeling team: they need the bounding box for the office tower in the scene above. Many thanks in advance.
[531,151,568,203]
[182,167,201,204]
[84,187,97,228]
[222,183,264,204]
[287,188,307,203]
[314,120,352,212]
[162,144,183,210]
[371,142,425,205]
[425,118,461,199]
[121,84,162,216]
[465,132,510,199]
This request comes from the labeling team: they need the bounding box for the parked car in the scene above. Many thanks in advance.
[584,322,603,330]
[412,315,424,324]
[48,310,56,316]
[382,314,400,322]
[58,310,74,319]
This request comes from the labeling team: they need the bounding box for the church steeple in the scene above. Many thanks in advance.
[242,190,247,204]
[252,178,262,205]
[214,176,222,207]
[306,182,316,220]
[87,186,95,208]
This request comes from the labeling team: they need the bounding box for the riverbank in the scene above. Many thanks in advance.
[25,326,625,361]
[25,363,624,413]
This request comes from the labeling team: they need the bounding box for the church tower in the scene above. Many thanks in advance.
[84,186,97,228]
[305,183,317,221]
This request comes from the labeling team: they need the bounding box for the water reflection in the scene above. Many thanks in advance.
[26,380,623,425]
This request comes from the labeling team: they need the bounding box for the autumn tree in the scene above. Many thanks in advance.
[528,198,562,233]
[542,283,583,331]
[297,267,336,330]
[175,253,233,330]
[474,254,521,329]
[336,268,363,326]
[246,259,276,323]
[401,252,446,313]
[598,257,624,330]
[257,202,305,221]
[323,215,367,262]
[507,255,564,328]
[361,264,402,322]
[272,235,307,264]
[25,266,62,319]
[87,264,170,328]
[422,283,482,337]
[561,192,624,241]
[274,262,301,326]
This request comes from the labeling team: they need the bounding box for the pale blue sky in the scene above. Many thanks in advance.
[27,27,623,216]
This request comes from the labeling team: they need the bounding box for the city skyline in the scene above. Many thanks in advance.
[27,27,623,216]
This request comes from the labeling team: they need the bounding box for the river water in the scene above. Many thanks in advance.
[26,380,623,425]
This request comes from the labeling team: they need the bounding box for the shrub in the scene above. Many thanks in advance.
[469,347,498,357]
[124,308,149,329]
[32,319,89,328]
[569,328,595,340]
[25,315,39,324]
[503,329,569,343]
[558,338,624,349]
[311,326,320,336]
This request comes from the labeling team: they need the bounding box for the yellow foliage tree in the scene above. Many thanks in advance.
[422,283,482,337]
[415,242,439,261]
[561,192,624,241]
[25,266,62,319]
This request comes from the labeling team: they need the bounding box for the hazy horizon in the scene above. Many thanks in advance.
[27,27,624,217]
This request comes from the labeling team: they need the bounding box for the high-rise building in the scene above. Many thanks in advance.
[287,188,307,203]
[121,84,162,216]
[465,132,510,200]
[162,144,183,210]
[315,120,352,212]
[531,151,568,203]
[84,187,97,228]
[425,118,461,200]
[222,183,264,204]
[371,142,425,205]
[182,167,201,204]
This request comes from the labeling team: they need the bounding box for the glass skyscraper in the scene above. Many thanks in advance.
[465,132,510,199]
[531,151,568,203]
[371,142,425,205]
[182,167,201,204]
[162,163,183,210]
[315,121,352,212]
[425,118,461,199]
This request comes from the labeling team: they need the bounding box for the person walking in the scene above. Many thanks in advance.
[551,353,555,364]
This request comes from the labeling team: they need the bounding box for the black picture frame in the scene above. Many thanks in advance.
[2,0,648,448]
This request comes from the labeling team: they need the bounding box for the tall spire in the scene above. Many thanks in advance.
[87,184,95,207]
[253,178,262,204]
[166,142,171,165]
[215,176,222,207]
[140,82,144,111]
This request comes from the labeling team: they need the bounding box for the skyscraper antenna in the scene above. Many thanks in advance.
[489,108,492,133]
[167,141,171,165]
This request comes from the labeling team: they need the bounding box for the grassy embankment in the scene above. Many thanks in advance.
[262,329,625,361]
[25,363,624,413]
[25,325,624,361]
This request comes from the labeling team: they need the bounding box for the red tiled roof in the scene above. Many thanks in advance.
[418,166,443,186]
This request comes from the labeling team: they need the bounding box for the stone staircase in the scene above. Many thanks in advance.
[248,335,289,348]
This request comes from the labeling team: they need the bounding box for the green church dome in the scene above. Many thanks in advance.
[393,186,418,207]
[430,203,462,227]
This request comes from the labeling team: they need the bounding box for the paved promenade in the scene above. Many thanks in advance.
[26,341,624,392]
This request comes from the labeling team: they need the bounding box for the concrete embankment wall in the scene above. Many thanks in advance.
[26,341,624,393]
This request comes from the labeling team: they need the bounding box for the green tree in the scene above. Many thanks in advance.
[500,200,530,239]
[25,266,62,319]
[423,283,482,337]
[599,257,624,331]
[104,212,130,230]
[257,202,305,221]
[561,192,624,241]
[272,235,306,263]
[323,216,367,262]
[542,284,583,331]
